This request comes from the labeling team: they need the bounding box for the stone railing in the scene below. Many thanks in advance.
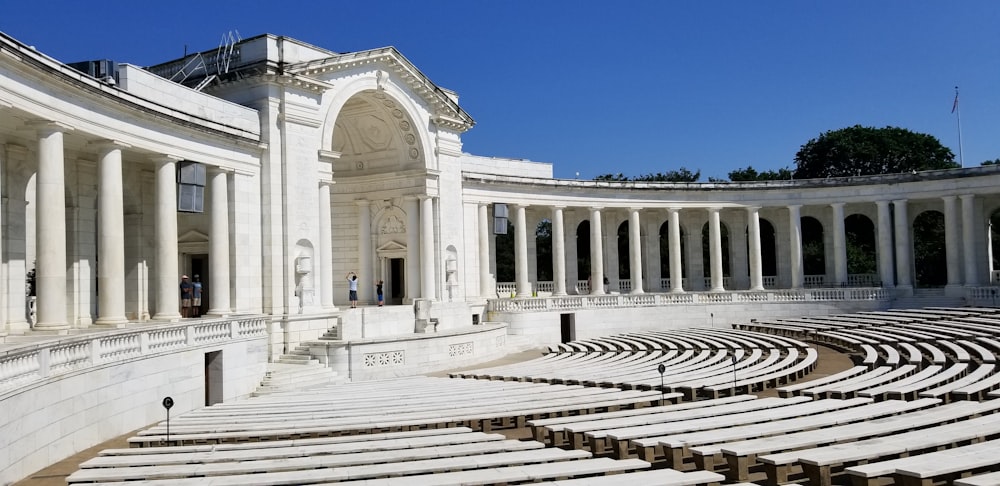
[0,316,267,395]
[965,286,1000,306]
[486,287,892,313]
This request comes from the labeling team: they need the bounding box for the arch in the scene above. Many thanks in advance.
[991,208,1000,280]
[328,90,426,176]
[319,73,433,166]
[701,221,731,278]
[746,219,777,279]
[494,220,514,283]
[659,220,687,284]
[576,220,591,280]
[801,216,825,277]
[913,210,947,287]
[845,213,877,278]
[535,219,552,282]
[617,220,630,279]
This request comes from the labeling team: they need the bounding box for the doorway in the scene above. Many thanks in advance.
[560,313,576,343]
[189,254,209,316]
[204,351,223,406]
[389,258,404,305]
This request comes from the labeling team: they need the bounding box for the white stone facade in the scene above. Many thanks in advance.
[4,29,1000,484]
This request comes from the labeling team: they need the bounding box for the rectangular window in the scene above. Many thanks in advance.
[177,161,206,213]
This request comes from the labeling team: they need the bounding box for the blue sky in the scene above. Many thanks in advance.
[3,1,998,180]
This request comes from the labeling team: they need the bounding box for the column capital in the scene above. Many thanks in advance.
[876,199,891,207]
[707,206,721,214]
[151,154,183,165]
[666,207,682,215]
[830,202,846,209]
[588,206,604,211]
[28,119,74,134]
[745,205,761,213]
[941,195,958,202]
[89,139,132,153]
[627,207,644,213]
[551,204,567,210]
[892,198,908,205]
[787,204,802,210]
[959,194,975,202]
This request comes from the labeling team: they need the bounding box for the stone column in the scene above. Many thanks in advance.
[628,208,644,294]
[831,203,848,286]
[552,206,567,296]
[893,199,912,291]
[153,155,182,320]
[318,183,336,309]
[477,203,492,298]
[357,199,373,304]
[34,123,71,330]
[876,200,895,287]
[94,141,129,326]
[513,204,531,297]
[708,208,725,291]
[788,205,804,289]
[747,206,764,291]
[668,208,684,292]
[942,195,961,288]
[405,196,420,302]
[589,207,604,295]
[961,195,979,286]
[419,196,435,299]
[207,168,231,315]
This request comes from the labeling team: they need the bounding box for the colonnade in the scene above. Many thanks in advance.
[481,196,986,297]
[26,124,234,330]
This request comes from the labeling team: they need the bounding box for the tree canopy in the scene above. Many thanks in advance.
[726,165,794,181]
[595,167,701,182]
[793,125,958,178]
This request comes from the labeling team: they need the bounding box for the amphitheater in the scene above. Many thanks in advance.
[5,30,1000,485]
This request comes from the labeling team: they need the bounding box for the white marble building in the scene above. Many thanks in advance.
[3,30,1000,483]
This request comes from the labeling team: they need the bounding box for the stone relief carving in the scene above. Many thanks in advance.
[380,215,405,235]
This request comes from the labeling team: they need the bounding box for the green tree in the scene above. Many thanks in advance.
[981,159,1000,166]
[727,165,794,181]
[595,167,701,182]
[794,125,957,179]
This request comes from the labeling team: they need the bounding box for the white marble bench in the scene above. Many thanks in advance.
[699,348,818,399]
[68,446,593,483]
[919,362,996,402]
[355,457,654,486]
[760,402,1000,486]
[544,468,725,486]
[955,470,1000,486]
[777,365,867,398]
[884,362,969,401]
[857,364,943,400]
[844,437,1000,486]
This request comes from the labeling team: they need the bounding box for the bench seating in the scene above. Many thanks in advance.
[955,471,1000,486]
[884,362,969,401]
[844,437,1000,486]
[758,400,1000,486]
[542,468,725,486]
[919,363,996,402]
[777,365,868,397]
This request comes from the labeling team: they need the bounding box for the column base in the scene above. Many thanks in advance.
[629,289,645,295]
[152,313,182,322]
[33,322,70,332]
[94,317,129,328]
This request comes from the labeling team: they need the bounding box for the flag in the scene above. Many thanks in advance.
[952,89,959,114]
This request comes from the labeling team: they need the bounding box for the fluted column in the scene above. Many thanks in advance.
[831,203,848,286]
[34,123,71,330]
[876,200,895,287]
[747,206,764,291]
[961,195,979,286]
[207,168,231,315]
[94,141,129,326]
[708,208,725,291]
[357,199,373,304]
[153,155,182,320]
[318,183,336,309]
[589,207,604,295]
[419,196,435,299]
[668,208,684,292]
[513,204,531,297]
[788,205,804,289]
[552,206,567,296]
[405,197,420,302]
[943,196,961,287]
[477,203,492,297]
[893,199,912,291]
[628,208,644,294]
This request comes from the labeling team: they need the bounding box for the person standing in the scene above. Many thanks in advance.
[179,275,193,318]
[376,280,384,307]
[191,274,203,318]
[347,272,359,308]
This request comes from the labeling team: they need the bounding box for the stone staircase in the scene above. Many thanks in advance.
[254,319,344,396]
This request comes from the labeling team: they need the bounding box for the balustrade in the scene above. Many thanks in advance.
[0,316,266,395]
[618,279,631,292]
[804,275,826,287]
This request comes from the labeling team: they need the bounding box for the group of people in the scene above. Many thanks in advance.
[347,272,384,308]
[179,274,203,318]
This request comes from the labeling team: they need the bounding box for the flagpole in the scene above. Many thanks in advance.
[954,86,965,167]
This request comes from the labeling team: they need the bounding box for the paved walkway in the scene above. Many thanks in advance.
[13,344,852,485]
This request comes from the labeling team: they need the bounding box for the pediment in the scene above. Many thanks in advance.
[178,230,209,243]
[376,240,407,252]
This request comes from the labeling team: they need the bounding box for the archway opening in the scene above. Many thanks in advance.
[913,210,947,287]
[658,221,687,288]
[535,219,553,282]
[576,220,591,284]
[801,216,825,283]
[845,214,878,285]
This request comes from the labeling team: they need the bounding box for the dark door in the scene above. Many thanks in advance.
[390,258,404,305]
